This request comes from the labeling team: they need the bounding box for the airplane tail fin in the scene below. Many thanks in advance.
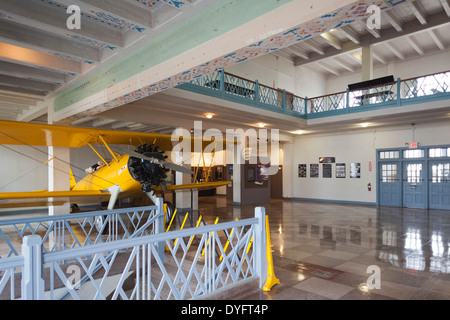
[70,169,77,190]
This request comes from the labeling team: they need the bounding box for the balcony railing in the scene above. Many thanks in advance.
[178,70,450,119]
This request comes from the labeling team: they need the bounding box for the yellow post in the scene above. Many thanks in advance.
[263,215,280,292]
[174,212,189,246]
[187,215,202,251]
[220,218,239,261]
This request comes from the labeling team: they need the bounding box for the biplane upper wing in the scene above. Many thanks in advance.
[0,119,233,149]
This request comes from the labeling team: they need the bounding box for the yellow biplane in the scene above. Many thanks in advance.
[0,120,230,211]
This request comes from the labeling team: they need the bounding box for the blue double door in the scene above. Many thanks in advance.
[379,160,450,209]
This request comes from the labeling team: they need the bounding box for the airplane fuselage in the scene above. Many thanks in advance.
[71,154,141,193]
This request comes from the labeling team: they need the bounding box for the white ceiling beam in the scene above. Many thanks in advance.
[440,0,450,17]
[372,51,387,64]
[294,10,449,67]
[384,42,405,60]
[0,61,67,85]
[358,19,381,38]
[332,57,354,72]
[0,43,82,75]
[0,75,55,92]
[320,32,343,50]
[1,0,124,48]
[271,51,296,64]
[406,35,424,55]
[384,10,404,32]
[285,46,310,60]
[316,61,340,75]
[111,121,138,129]
[0,94,40,106]
[428,29,446,50]
[71,117,95,125]
[302,40,325,55]
[17,103,48,122]
[0,20,100,63]
[410,0,427,25]
[338,26,361,44]
[92,118,117,127]
[348,51,363,64]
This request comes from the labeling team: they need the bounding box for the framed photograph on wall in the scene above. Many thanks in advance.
[298,164,307,178]
[310,164,319,178]
[336,163,346,178]
[350,162,361,178]
[322,164,332,178]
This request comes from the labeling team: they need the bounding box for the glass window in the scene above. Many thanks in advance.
[429,148,450,158]
[403,149,424,159]
[431,163,450,183]
[380,150,399,159]
[406,163,423,183]
[381,164,398,182]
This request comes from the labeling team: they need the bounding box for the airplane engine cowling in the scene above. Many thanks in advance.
[127,144,170,193]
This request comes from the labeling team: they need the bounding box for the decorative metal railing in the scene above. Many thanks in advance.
[178,70,450,119]
[0,205,162,259]
[0,204,267,300]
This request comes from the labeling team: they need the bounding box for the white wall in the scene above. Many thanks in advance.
[226,54,327,98]
[0,145,49,192]
[325,50,450,94]
[283,121,450,204]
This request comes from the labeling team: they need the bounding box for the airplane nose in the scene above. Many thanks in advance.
[127,144,169,193]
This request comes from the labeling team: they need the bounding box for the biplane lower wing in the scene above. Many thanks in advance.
[0,181,230,209]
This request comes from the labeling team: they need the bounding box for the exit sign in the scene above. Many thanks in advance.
[409,142,418,148]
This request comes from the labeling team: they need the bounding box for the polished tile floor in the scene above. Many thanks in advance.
[197,196,450,300]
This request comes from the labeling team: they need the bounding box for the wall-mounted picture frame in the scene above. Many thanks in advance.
[298,164,307,178]
[350,162,361,178]
[310,164,319,178]
[336,163,346,178]
[322,164,332,178]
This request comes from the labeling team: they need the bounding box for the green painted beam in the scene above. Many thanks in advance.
[54,0,294,112]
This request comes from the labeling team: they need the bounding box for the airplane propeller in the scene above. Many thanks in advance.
[112,144,194,193]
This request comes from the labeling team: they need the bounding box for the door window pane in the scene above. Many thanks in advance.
[382,164,398,182]
[406,163,423,183]
[431,163,450,183]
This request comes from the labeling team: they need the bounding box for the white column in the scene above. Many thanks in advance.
[361,42,373,81]
[47,100,70,216]
[174,151,193,211]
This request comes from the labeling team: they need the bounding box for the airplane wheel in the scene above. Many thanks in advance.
[164,201,174,228]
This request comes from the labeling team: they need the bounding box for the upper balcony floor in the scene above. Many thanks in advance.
[177,69,450,123]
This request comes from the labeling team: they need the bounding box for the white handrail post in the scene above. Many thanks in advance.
[155,197,165,263]
[254,207,267,289]
[21,235,44,300]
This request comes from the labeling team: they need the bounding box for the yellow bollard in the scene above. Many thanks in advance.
[187,216,202,251]
[263,215,280,292]
[174,212,189,246]
[165,209,177,251]
[220,218,239,261]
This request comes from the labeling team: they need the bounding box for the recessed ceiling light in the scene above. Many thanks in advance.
[205,113,214,119]
[291,130,304,135]
[258,123,266,128]
[360,123,370,128]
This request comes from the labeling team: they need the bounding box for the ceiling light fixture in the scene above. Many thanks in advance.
[205,113,214,119]
[258,123,266,128]
[360,123,370,128]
